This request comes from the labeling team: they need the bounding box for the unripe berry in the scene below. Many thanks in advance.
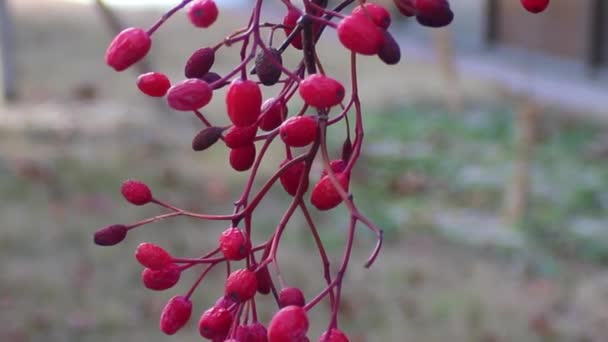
[521,0,549,13]
[279,287,306,308]
[237,322,268,342]
[279,116,318,147]
[378,31,401,65]
[192,126,224,151]
[93,224,127,246]
[135,242,172,269]
[121,179,152,205]
[299,74,345,109]
[224,125,257,148]
[187,0,219,28]
[226,79,263,127]
[142,263,181,291]
[283,8,303,50]
[229,143,256,172]
[160,295,192,335]
[352,3,392,29]
[393,0,417,17]
[318,329,349,342]
[337,15,383,55]
[255,48,283,86]
[105,27,151,72]
[167,79,213,111]
[225,269,257,302]
[320,160,347,178]
[267,306,309,342]
[137,72,171,97]
[255,264,273,295]
[185,47,216,79]
[198,306,233,339]
[310,173,350,211]
[415,0,454,28]
[259,98,287,131]
[279,159,309,196]
[219,227,251,260]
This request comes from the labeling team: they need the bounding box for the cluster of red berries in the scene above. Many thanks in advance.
[96,0,548,340]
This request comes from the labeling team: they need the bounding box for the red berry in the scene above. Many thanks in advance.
[279,116,318,147]
[279,159,309,196]
[215,295,237,309]
[229,143,256,172]
[521,0,549,13]
[320,160,347,178]
[352,3,392,29]
[198,306,233,339]
[259,98,287,131]
[278,287,305,308]
[93,224,127,246]
[142,263,181,291]
[135,242,172,269]
[393,0,417,17]
[255,264,273,295]
[105,27,151,72]
[310,173,350,211]
[185,47,216,79]
[160,295,192,335]
[226,79,263,127]
[283,8,303,50]
[167,79,213,111]
[415,0,453,28]
[268,306,309,342]
[337,15,383,55]
[299,74,345,109]
[120,179,152,205]
[237,322,268,342]
[137,72,171,97]
[224,125,257,148]
[187,0,219,28]
[219,227,251,260]
[225,269,257,302]
[318,329,349,342]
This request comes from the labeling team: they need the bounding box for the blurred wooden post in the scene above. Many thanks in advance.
[0,0,17,103]
[431,27,463,112]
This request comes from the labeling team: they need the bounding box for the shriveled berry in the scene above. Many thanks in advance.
[310,173,350,211]
[259,98,287,131]
[279,116,318,147]
[255,48,283,86]
[224,125,257,148]
[521,0,549,13]
[135,242,172,269]
[279,287,305,307]
[105,27,151,72]
[394,0,417,17]
[137,72,171,97]
[198,306,233,339]
[337,15,383,55]
[255,264,272,295]
[219,227,251,260]
[225,269,257,302]
[202,72,223,85]
[142,263,181,291]
[341,139,352,161]
[299,74,345,109]
[160,295,192,335]
[229,143,256,172]
[279,159,309,196]
[121,179,152,205]
[415,0,453,28]
[268,306,309,341]
[185,47,215,79]
[188,0,219,28]
[318,329,349,342]
[378,30,401,65]
[237,322,268,342]
[352,3,392,29]
[94,224,127,246]
[226,79,263,126]
[167,79,213,111]
[283,8,303,50]
[192,126,224,151]
[320,160,347,178]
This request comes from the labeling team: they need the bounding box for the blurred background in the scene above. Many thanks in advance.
[1,0,608,341]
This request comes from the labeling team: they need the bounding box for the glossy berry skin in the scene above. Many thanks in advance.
[142,263,181,291]
[267,306,309,342]
[279,116,318,147]
[226,79,263,127]
[255,265,273,295]
[351,3,392,29]
[337,15,383,55]
[318,329,349,342]
[160,295,192,335]
[299,74,345,109]
[219,227,251,260]
[279,159,309,196]
[185,47,215,79]
[121,179,152,205]
[320,160,347,178]
[167,79,213,111]
[135,242,172,270]
[225,269,258,302]
[237,322,268,342]
[105,27,151,72]
[521,0,549,13]
[278,287,306,308]
[224,125,257,148]
[198,306,233,339]
[229,143,256,172]
[310,173,350,211]
[393,0,416,17]
[259,98,287,131]
[94,224,127,246]
[415,0,454,28]
[137,72,171,97]
[187,0,219,28]
[283,8,303,50]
